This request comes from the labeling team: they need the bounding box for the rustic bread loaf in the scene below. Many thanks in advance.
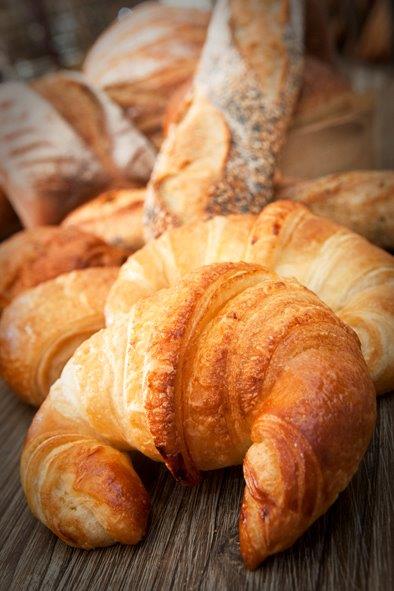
[83,1,210,148]
[145,0,304,238]
[276,170,394,250]
[0,72,155,227]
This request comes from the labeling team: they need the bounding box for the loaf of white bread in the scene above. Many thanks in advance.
[84,1,210,148]
[0,71,156,227]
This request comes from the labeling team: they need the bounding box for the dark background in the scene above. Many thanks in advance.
[0,0,393,83]
[0,0,141,80]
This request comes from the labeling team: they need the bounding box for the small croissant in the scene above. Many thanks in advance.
[21,263,375,569]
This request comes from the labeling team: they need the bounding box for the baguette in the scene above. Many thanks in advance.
[164,56,375,181]
[145,0,304,238]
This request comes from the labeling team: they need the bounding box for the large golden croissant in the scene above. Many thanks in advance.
[106,200,394,394]
[21,263,375,568]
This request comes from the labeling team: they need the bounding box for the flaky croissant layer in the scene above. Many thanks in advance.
[106,200,394,395]
[21,263,376,568]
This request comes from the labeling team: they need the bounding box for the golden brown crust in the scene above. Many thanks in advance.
[83,1,209,147]
[144,0,304,238]
[276,170,394,249]
[62,188,145,253]
[21,263,375,566]
[0,226,126,312]
[0,267,119,406]
[107,201,394,394]
[22,398,150,548]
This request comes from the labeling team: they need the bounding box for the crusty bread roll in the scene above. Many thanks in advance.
[0,226,126,312]
[21,262,375,566]
[84,1,210,147]
[0,72,155,227]
[145,0,304,238]
[0,268,119,406]
[164,56,375,181]
[107,200,394,395]
[63,169,394,254]
[277,170,394,250]
[62,188,145,253]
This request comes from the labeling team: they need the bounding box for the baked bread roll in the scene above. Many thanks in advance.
[276,170,394,250]
[145,0,304,238]
[63,168,394,253]
[83,1,210,147]
[164,55,375,182]
[62,188,145,253]
[107,200,394,394]
[0,72,155,227]
[64,170,394,252]
[0,226,126,312]
[21,263,375,567]
[0,268,118,406]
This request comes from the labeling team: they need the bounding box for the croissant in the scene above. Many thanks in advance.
[276,170,394,250]
[21,262,376,568]
[0,226,126,312]
[144,0,304,238]
[107,200,394,394]
[0,268,118,406]
[0,72,155,227]
[62,188,145,253]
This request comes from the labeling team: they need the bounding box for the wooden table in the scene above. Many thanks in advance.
[0,381,393,591]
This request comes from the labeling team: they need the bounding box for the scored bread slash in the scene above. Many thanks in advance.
[145,0,304,239]
[0,73,156,228]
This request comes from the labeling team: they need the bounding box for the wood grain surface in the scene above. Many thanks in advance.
[0,380,393,591]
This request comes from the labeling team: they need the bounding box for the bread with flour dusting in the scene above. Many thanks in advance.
[144,0,304,238]
[84,1,210,147]
[0,72,155,227]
